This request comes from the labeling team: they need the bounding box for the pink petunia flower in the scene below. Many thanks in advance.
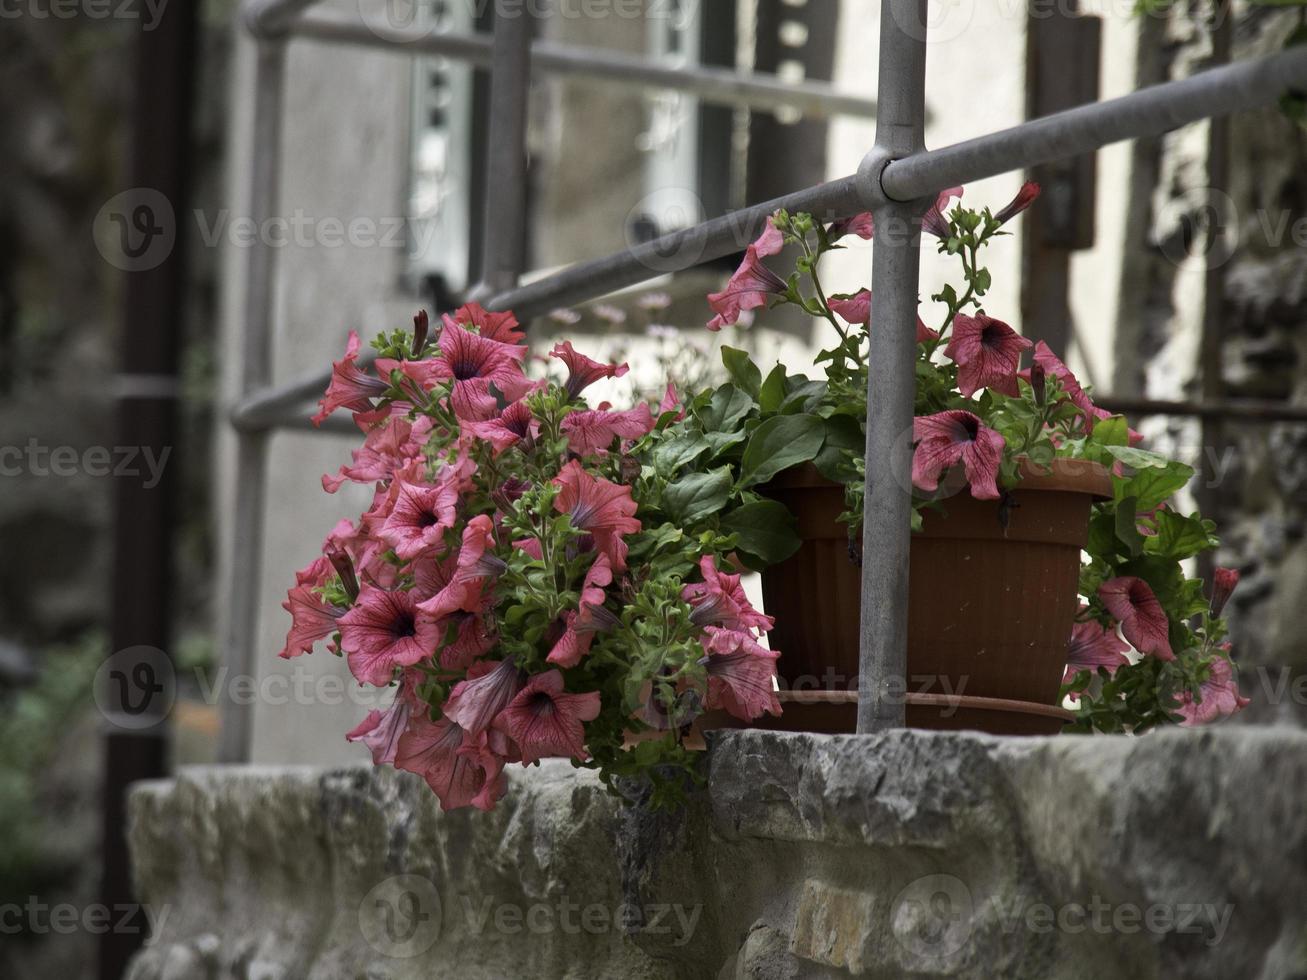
[405,552,495,669]
[1030,341,1106,428]
[278,583,345,659]
[911,410,1005,501]
[415,321,530,421]
[322,416,433,493]
[395,714,507,812]
[944,313,1032,398]
[658,382,684,420]
[313,331,389,425]
[550,341,630,399]
[921,186,965,238]
[445,302,524,345]
[683,555,774,633]
[378,477,459,560]
[437,611,498,671]
[827,289,938,343]
[416,515,504,619]
[1061,611,1131,695]
[707,219,786,331]
[464,399,538,456]
[830,186,961,242]
[547,554,616,668]
[1173,650,1250,726]
[443,657,525,735]
[345,670,422,765]
[1209,566,1239,618]
[994,181,1041,225]
[492,670,602,765]
[553,460,642,571]
[1026,341,1144,445]
[699,627,781,721]
[339,586,442,686]
[827,211,875,241]
[1099,576,1174,661]
[325,513,397,592]
[561,404,655,455]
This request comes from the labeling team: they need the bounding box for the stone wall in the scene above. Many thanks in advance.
[125,727,1307,979]
[1117,3,1307,723]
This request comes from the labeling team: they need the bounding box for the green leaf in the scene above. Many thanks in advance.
[1144,510,1217,561]
[759,364,788,414]
[1114,496,1145,556]
[1115,462,1193,512]
[1105,444,1174,470]
[779,379,826,415]
[738,414,826,487]
[652,433,710,475]
[699,384,754,432]
[1089,415,1131,449]
[721,500,802,567]
[662,467,734,525]
[704,429,747,458]
[721,347,762,398]
[813,413,864,483]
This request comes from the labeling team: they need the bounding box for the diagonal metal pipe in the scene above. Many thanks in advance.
[880,41,1307,202]
[229,40,1307,432]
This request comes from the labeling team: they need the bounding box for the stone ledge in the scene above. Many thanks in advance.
[125,727,1307,979]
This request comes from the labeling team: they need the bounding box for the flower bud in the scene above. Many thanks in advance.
[1030,361,1047,407]
[326,547,359,602]
[412,310,429,357]
[1209,566,1239,617]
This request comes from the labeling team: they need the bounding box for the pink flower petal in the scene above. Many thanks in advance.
[1099,576,1174,661]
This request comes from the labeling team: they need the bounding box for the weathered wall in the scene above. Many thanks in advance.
[1114,3,1307,722]
[125,728,1307,979]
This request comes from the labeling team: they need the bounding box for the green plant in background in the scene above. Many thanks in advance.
[0,635,102,904]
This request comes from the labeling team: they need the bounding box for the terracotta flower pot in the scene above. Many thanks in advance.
[757,458,1111,735]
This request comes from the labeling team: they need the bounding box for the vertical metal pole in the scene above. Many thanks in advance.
[480,7,533,296]
[218,39,290,762]
[1197,0,1231,589]
[857,0,928,733]
[100,4,195,975]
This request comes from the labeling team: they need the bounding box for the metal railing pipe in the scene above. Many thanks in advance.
[487,173,869,316]
[479,11,533,295]
[218,38,291,763]
[242,0,322,38]
[288,8,878,119]
[881,43,1307,202]
[856,0,928,734]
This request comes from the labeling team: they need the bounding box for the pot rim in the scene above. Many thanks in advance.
[773,689,1075,722]
[766,458,1112,499]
